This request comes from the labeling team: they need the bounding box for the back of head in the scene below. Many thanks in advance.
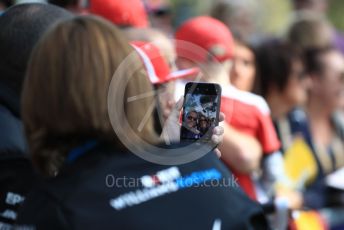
[23,16,158,176]
[210,0,257,41]
[292,0,328,13]
[287,13,333,50]
[0,3,72,115]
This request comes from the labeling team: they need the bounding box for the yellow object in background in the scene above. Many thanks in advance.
[284,137,318,189]
[293,211,328,230]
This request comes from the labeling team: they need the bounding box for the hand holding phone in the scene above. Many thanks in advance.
[180,82,222,142]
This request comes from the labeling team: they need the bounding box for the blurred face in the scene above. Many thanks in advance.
[186,111,197,128]
[199,116,208,128]
[156,81,176,122]
[230,43,256,91]
[294,0,328,13]
[311,51,344,110]
[282,60,311,107]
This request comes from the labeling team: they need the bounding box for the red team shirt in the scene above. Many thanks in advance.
[221,86,280,200]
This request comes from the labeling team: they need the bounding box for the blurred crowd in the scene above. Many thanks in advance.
[0,0,344,229]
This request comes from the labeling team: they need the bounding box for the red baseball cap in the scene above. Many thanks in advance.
[131,41,199,85]
[89,0,149,28]
[175,16,234,63]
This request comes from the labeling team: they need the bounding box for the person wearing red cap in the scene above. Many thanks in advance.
[174,16,286,204]
[125,28,185,124]
[88,0,149,28]
[130,40,226,147]
[131,40,198,122]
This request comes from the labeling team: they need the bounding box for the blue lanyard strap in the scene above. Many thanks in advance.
[66,140,98,163]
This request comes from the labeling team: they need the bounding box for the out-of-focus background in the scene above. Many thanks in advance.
[14,0,344,41]
[170,0,344,34]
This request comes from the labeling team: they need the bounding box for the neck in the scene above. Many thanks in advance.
[201,61,231,88]
[208,71,231,88]
[266,91,292,120]
[306,94,332,122]
[306,94,334,146]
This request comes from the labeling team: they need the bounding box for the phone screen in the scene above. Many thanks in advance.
[180,82,221,142]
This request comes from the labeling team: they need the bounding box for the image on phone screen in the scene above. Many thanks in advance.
[180,82,221,142]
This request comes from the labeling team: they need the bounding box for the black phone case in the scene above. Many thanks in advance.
[180,82,222,142]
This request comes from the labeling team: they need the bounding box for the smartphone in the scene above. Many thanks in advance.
[180,82,222,142]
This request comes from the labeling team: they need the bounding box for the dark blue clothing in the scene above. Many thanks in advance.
[0,84,39,228]
[16,143,269,229]
[181,126,200,140]
[0,105,26,157]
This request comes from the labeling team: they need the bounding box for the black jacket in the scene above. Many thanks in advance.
[16,144,269,230]
[0,84,39,228]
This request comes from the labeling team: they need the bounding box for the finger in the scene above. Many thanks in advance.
[214,148,221,158]
[219,112,225,122]
[212,126,224,135]
[175,97,184,111]
[211,134,221,145]
[166,97,183,122]
[168,99,175,107]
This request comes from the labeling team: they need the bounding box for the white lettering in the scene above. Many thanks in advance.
[5,192,25,206]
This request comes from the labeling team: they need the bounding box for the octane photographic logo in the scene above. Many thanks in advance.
[107,39,233,165]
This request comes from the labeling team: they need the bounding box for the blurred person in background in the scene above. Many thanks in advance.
[0,3,72,228]
[287,12,344,127]
[291,0,344,55]
[230,36,256,92]
[303,46,344,229]
[256,41,344,229]
[287,10,344,134]
[292,0,328,14]
[305,45,344,198]
[287,14,333,51]
[16,15,269,229]
[210,0,259,43]
[287,5,344,158]
[256,42,311,208]
[255,41,310,122]
[211,1,258,93]
[143,0,174,37]
[264,2,344,225]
